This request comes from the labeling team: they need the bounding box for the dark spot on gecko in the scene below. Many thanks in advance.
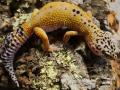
[16,29,19,32]
[6,52,10,56]
[11,33,14,38]
[9,68,13,71]
[105,37,108,39]
[94,31,97,34]
[102,50,111,58]
[102,39,105,41]
[73,9,76,12]
[11,43,15,47]
[94,27,96,29]
[19,31,24,36]
[96,45,101,50]
[91,26,93,28]
[9,39,12,43]
[96,39,99,43]
[5,66,10,69]
[3,45,8,50]
[102,50,105,54]
[64,7,67,10]
[84,22,86,24]
[104,45,108,49]
[99,32,103,34]
[88,20,91,22]
[50,6,52,8]
[13,38,17,42]
[101,41,104,44]
[7,49,13,53]
[88,24,90,27]
[113,45,115,49]
[17,29,24,36]
[80,14,82,16]
[111,45,114,49]
[6,39,10,44]
[94,50,98,53]
[74,14,76,16]
[14,37,20,44]
[107,40,111,45]
[16,41,20,45]
[76,10,80,14]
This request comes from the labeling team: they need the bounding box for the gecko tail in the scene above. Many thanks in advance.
[0,27,30,87]
[3,59,19,87]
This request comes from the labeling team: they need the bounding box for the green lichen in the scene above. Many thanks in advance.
[32,48,88,90]
[12,11,31,30]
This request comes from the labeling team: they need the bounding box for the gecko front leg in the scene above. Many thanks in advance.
[34,27,56,52]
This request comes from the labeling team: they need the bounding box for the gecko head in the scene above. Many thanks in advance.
[86,30,120,60]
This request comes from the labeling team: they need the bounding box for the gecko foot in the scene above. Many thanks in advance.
[47,44,60,52]
[41,44,60,52]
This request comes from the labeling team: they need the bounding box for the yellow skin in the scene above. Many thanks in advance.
[20,2,119,59]
[22,2,120,60]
